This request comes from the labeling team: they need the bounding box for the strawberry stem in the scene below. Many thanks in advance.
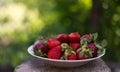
[61,43,69,49]
[78,45,93,58]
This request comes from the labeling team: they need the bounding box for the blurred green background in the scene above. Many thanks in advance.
[0,0,120,71]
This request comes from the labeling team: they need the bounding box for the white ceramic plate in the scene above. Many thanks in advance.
[28,45,105,67]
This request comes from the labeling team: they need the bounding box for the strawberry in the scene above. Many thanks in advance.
[70,43,80,50]
[77,45,93,60]
[81,34,90,40]
[47,46,62,59]
[34,41,48,54]
[80,33,98,44]
[87,43,98,57]
[69,32,80,43]
[77,52,91,60]
[60,48,76,60]
[56,34,69,43]
[47,38,61,49]
[68,53,77,60]
[80,33,98,57]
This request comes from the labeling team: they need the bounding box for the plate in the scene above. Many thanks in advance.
[28,45,105,67]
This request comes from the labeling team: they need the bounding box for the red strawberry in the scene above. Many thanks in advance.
[87,43,98,57]
[77,45,93,60]
[34,41,48,54]
[77,52,91,60]
[81,34,90,40]
[69,32,80,43]
[56,34,69,43]
[47,38,61,49]
[70,43,80,50]
[68,53,77,60]
[48,46,62,59]
[61,49,77,60]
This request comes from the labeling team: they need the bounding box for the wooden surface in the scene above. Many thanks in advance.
[106,62,120,72]
[14,58,111,72]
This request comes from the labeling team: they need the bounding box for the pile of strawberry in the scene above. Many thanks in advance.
[33,32,105,60]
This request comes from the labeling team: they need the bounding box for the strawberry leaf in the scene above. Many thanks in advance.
[60,56,65,60]
[71,51,76,55]
[87,38,92,43]
[60,52,68,60]
[64,56,68,60]
[89,50,93,57]
[85,52,89,58]
[80,40,84,45]
[34,50,42,56]
[80,39,88,46]
[98,48,104,55]
[42,54,47,58]
[77,48,82,52]
[96,44,104,49]
[34,50,47,57]
[96,44,105,55]
[69,47,74,51]
[89,48,93,56]
[90,33,98,41]
[79,51,84,57]
[84,51,92,58]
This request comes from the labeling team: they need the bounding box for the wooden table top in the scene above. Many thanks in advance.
[14,58,111,72]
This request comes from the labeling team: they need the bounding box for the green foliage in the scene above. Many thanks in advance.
[0,0,120,68]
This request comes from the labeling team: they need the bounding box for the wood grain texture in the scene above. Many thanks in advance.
[14,58,111,72]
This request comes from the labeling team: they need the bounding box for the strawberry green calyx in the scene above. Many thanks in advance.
[96,43,105,55]
[65,49,75,56]
[60,43,76,60]
[80,39,88,46]
[34,50,47,57]
[77,45,93,59]
[82,45,93,57]
[60,49,68,60]
[61,49,76,60]
[90,32,98,41]
[80,33,98,45]
[64,49,69,60]
[61,43,69,49]
[61,43,70,51]
[34,41,48,54]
